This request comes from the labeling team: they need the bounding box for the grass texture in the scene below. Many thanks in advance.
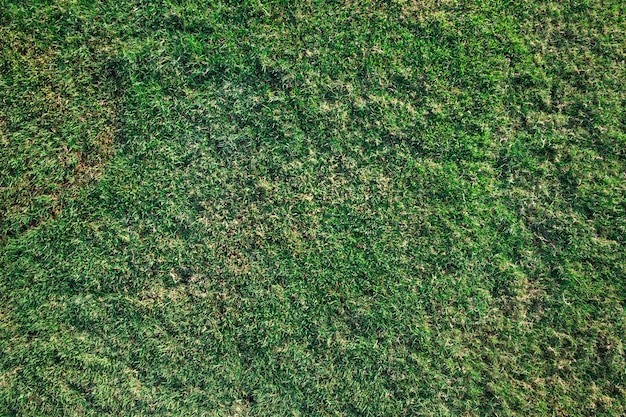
[1,1,625,415]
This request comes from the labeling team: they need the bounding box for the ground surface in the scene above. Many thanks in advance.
[1,1,625,416]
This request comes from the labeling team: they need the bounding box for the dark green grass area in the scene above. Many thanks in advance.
[1,0,625,415]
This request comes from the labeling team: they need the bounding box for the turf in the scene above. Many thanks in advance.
[1,0,625,415]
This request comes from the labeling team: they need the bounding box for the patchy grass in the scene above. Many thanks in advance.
[1,1,625,416]
[0,4,121,240]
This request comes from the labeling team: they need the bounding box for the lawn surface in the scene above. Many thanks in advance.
[1,1,625,415]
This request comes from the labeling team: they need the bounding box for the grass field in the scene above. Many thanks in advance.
[1,1,625,415]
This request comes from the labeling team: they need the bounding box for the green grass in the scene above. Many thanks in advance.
[1,0,625,415]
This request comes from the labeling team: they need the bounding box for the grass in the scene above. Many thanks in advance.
[1,0,625,415]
